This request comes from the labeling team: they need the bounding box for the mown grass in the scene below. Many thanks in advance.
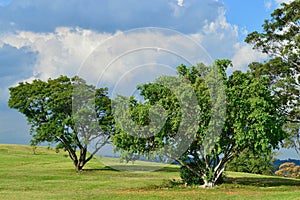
[0,144,300,199]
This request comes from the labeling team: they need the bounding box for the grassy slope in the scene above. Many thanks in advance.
[0,144,300,200]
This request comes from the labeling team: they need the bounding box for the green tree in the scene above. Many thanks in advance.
[245,0,299,69]
[8,76,114,171]
[112,60,286,187]
[245,0,300,152]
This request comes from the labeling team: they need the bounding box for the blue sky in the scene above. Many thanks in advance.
[0,0,297,159]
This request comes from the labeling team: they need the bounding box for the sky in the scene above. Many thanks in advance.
[0,0,298,159]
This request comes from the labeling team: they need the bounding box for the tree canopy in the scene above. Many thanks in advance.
[8,76,114,171]
[245,0,300,152]
[245,0,299,69]
[112,60,287,187]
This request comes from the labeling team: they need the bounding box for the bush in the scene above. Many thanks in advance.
[180,162,224,186]
[180,163,204,185]
[275,162,300,178]
[226,149,275,175]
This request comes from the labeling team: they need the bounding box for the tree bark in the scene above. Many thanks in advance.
[202,180,215,188]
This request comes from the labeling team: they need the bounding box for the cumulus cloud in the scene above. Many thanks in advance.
[231,43,269,71]
[0,4,250,87]
[198,7,239,60]
[2,27,214,94]
[0,0,260,95]
[2,27,111,81]
[0,0,240,111]
[0,0,246,82]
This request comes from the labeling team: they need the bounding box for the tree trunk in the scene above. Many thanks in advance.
[203,180,215,188]
[74,153,87,171]
[70,150,87,171]
[202,166,224,188]
[75,163,84,171]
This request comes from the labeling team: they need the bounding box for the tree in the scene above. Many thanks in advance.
[245,0,299,69]
[245,0,300,152]
[8,76,114,171]
[112,60,287,187]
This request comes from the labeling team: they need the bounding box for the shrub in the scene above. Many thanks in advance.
[226,149,275,175]
[275,162,300,178]
[180,163,204,185]
[180,162,224,186]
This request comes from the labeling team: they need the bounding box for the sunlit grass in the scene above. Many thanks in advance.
[1,144,300,200]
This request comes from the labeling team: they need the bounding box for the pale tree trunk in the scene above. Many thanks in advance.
[202,163,225,188]
[203,179,215,188]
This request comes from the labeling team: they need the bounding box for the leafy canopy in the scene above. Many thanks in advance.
[112,60,287,187]
[246,0,300,152]
[8,76,114,171]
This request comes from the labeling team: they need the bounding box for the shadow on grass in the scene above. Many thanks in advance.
[225,176,300,187]
[149,176,300,190]
[155,166,180,172]
[82,166,119,172]
[83,165,179,172]
[106,165,179,172]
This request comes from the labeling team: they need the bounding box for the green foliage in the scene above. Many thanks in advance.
[8,76,114,171]
[245,1,300,153]
[180,163,204,185]
[245,0,299,68]
[179,159,225,186]
[226,149,275,175]
[112,60,287,187]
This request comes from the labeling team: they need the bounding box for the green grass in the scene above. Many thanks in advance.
[1,144,300,199]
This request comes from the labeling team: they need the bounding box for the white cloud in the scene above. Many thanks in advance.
[1,2,270,92]
[177,0,184,7]
[1,6,256,88]
[275,0,293,4]
[70,28,215,91]
[0,0,244,94]
[2,27,111,81]
[231,43,269,71]
[274,0,294,7]
[2,27,213,92]
[199,7,240,60]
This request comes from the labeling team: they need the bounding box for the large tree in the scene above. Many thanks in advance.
[245,0,300,151]
[8,76,114,171]
[245,0,299,69]
[112,60,286,187]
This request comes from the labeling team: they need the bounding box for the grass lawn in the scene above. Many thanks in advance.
[0,144,300,200]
